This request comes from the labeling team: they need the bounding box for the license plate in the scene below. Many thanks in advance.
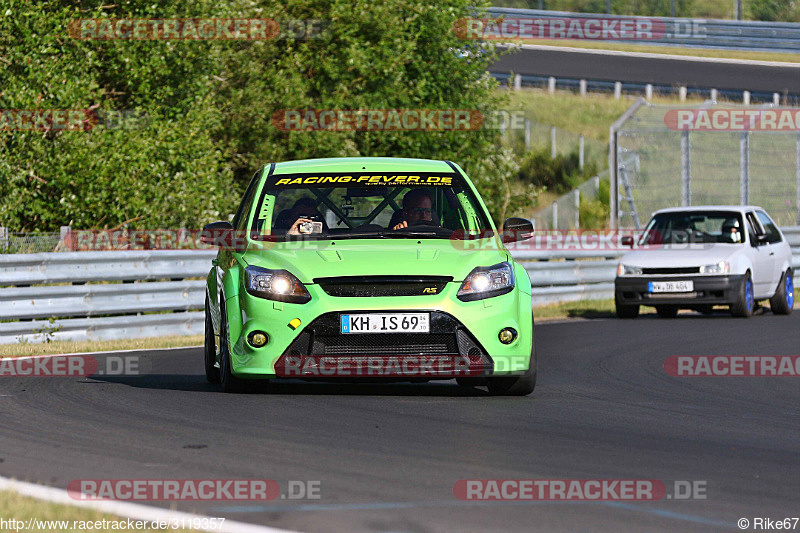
[648,281,694,293]
[340,313,430,333]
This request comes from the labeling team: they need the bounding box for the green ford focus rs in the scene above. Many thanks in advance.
[202,157,536,395]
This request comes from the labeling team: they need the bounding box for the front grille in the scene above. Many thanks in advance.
[314,276,452,297]
[281,311,486,357]
[642,267,700,275]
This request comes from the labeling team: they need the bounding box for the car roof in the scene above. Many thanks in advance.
[653,205,765,215]
[269,157,454,175]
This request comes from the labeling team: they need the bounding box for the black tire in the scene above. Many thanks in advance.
[656,305,678,318]
[487,350,537,396]
[219,299,250,393]
[615,303,639,319]
[769,269,794,315]
[730,272,754,318]
[204,295,220,384]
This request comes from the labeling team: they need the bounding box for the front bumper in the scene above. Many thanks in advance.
[615,274,746,306]
[225,281,533,379]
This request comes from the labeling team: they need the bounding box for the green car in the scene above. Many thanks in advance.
[202,157,536,395]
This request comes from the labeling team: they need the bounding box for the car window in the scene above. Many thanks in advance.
[232,170,262,232]
[755,211,782,244]
[745,212,763,247]
[639,211,744,245]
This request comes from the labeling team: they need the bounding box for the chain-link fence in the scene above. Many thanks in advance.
[503,119,607,171]
[0,229,63,254]
[612,101,800,229]
[533,171,607,230]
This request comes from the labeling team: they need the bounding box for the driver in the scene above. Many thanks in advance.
[721,217,742,243]
[391,189,436,230]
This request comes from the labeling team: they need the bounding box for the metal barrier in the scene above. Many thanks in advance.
[485,8,800,53]
[0,233,797,343]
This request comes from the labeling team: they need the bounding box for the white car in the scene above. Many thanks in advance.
[615,206,794,318]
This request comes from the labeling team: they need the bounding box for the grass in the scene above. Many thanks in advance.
[0,335,203,358]
[502,39,800,64]
[0,490,173,532]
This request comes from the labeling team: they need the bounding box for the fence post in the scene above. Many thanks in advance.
[548,76,556,94]
[513,74,521,91]
[579,79,587,96]
[579,134,585,170]
[796,133,800,224]
[614,82,622,100]
[774,93,781,106]
[0,227,7,252]
[742,91,750,105]
[740,131,750,205]
[574,188,580,228]
[524,119,531,151]
[645,84,653,100]
[681,130,691,206]
[60,226,71,250]
[550,126,557,159]
[679,86,687,102]
[552,202,558,230]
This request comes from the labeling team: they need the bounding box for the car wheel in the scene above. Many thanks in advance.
[769,269,793,315]
[219,299,249,393]
[487,349,536,396]
[615,303,639,319]
[656,305,678,318]
[731,272,754,318]
[204,295,220,384]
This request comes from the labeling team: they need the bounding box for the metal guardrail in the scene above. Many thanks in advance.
[485,8,800,53]
[0,231,797,343]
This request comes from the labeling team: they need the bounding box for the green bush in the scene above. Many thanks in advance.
[517,146,598,195]
[578,178,610,229]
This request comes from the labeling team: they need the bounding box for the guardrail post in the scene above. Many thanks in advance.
[774,93,781,106]
[580,79,587,96]
[579,134,585,170]
[679,86,687,102]
[614,82,622,100]
[524,119,531,150]
[710,88,718,102]
[742,91,750,105]
[550,126,557,159]
[740,131,750,205]
[681,130,691,206]
[645,84,653,100]
[548,76,556,94]
[513,74,521,91]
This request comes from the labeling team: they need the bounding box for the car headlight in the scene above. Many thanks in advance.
[244,266,311,304]
[457,262,515,301]
[699,261,730,274]
[617,263,642,276]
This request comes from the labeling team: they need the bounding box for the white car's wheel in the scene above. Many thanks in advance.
[769,269,794,315]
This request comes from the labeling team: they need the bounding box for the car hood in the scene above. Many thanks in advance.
[242,239,510,283]
[620,243,741,268]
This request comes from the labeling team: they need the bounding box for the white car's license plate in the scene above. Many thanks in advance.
[648,281,694,293]
[340,313,430,334]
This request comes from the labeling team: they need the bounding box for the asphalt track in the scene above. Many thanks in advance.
[490,46,800,94]
[1,311,799,532]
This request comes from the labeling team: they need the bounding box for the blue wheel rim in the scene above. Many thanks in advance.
[787,273,794,308]
[746,278,754,312]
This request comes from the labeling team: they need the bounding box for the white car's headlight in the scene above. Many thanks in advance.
[699,261,730,275]
[245,266,311,303]
[457,262,515,301]
[617,263,642,276]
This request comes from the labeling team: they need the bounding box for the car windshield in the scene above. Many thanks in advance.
[249,171,493,240]
[639,211,745,245]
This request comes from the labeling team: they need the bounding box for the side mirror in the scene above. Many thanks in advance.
[502,217,534,243]
[621,236,634,248]
[756,233,769,245]
[200,221,234,247]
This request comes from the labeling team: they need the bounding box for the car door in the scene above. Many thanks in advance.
[744,211,774,298]
[755,210,787,293]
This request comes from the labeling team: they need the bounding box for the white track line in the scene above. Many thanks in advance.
[509,43,800,68]
[0,476,295,533]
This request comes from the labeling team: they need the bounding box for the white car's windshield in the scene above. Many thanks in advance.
[640,211,745,245]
